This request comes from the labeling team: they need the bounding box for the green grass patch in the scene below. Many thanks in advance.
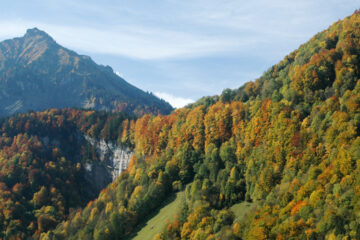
[128,191,185,240]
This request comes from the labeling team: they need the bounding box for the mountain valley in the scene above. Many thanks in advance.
[1,10,360,240]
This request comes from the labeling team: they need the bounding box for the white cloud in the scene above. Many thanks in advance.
[0,20,251,60]
[1,1,357,61]
[154,92,193,108]
[114,71,124,78]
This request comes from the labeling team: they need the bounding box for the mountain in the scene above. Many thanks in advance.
[0,28,173,117]
[1,10,360,240]
[42,10,360,240]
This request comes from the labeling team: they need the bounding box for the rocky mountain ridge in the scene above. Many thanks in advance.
[0,28,173,117]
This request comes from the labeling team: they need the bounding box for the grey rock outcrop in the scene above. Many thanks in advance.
[83,135,133,185]
[38,132,133,196]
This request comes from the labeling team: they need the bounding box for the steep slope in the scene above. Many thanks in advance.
[0,109,136,239]
[129,191,185,240]
[0,28,173,117]
[44,10,360,240]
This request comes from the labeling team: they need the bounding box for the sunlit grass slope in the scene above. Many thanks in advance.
[129,191,185,240]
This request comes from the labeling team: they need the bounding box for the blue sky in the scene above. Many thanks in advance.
[0,0,359,107]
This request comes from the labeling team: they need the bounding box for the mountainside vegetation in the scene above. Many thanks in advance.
[0,9,360,240]
[129,191,185,240]
[0,109,134,239]
[0,28,173,117]
[31,10,360,240]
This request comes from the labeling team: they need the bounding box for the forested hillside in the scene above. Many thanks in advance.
[32,10,360,240]
[0,109,135,239]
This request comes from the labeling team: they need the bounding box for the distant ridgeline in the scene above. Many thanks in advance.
[1,10,360,240]
[0,28,173,117]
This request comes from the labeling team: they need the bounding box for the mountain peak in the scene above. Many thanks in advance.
[24,27,54,42]
[0,29,173,117]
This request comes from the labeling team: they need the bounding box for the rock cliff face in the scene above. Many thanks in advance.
[83,135,133,186]
[39,132,132,195]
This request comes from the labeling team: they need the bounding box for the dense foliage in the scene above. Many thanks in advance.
[0,109,133,239]
[39,11,360,240]
[1,9,360,240]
